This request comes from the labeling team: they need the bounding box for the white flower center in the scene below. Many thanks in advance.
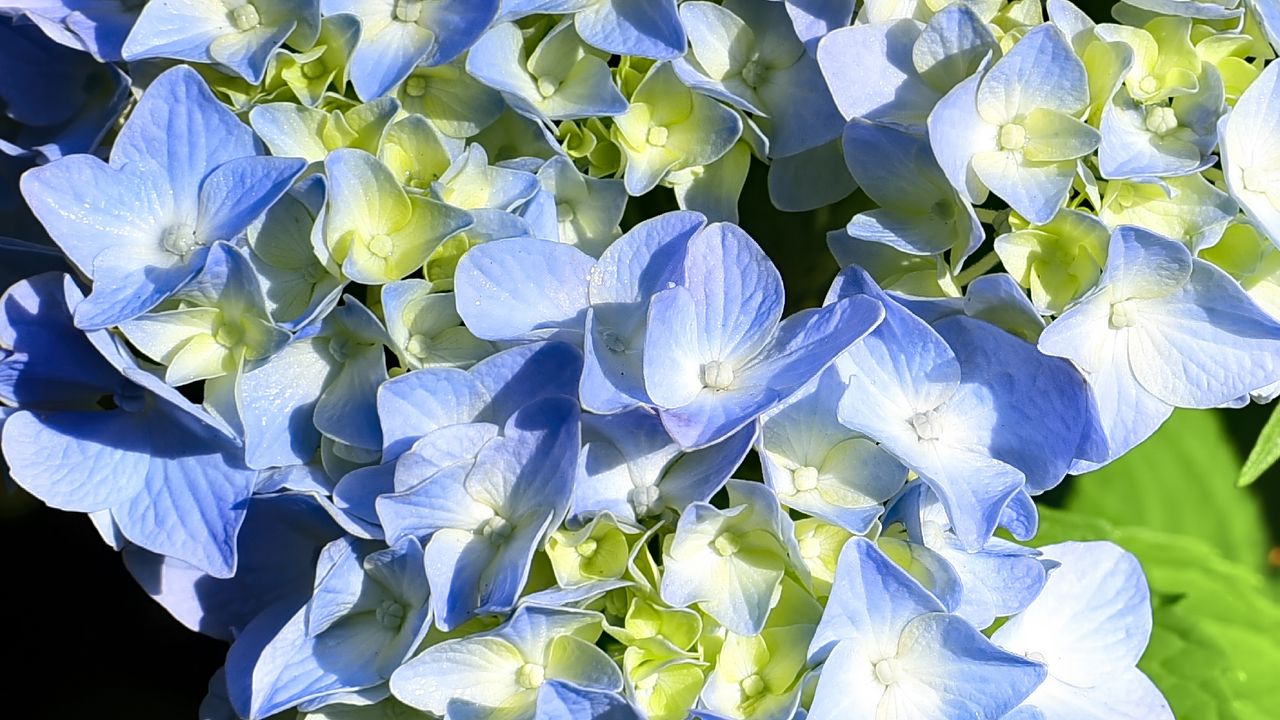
[874,658,899,686]
[909,410,943,442]
[628,484,661,517]
[160,223,201,259]
[740,673,766,698]
[1144,106,1178,136]
[479,515,512,545]
[791,465,819,493]
[1109,299,1139,329]
[701,361,735,390]
[647,125,670,148]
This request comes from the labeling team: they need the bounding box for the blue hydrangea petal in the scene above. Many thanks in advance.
[454,238,594,343]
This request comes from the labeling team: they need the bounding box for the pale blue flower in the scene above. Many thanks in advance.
[390,604,626,718]
[225,537,432,719]
[928,23,1098,224]
[829,267,1096,548]
[20,65,305,329]
[123,0,320,83]
[571,408,754,528]
[319,0,500,100]
[498,0,687,60]
[993,542,1173,720]
[466,19,628,124]
[675,0,844,157]
[806,538,1045,720]
[1039,225,1280,468]
[1,273,257,577]
[375,396,579,629]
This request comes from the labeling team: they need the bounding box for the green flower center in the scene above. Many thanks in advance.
[375,599,406,630]
[229,3,261,32]
[367,233,395,259]
[647,125,670,148]
[404,75,429,98]
[998,122,1027,151]
[394,0,424,23]
[712,532,741,557]
[740,673,766,698]
[405,333,431,358]
[1144,106,1178,136]
[301,59,328,80]
[516,663,546,690]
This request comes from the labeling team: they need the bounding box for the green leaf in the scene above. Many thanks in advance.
[1036,507,1280,720]
[1068,409,1269,570]
[1239,403,1280,487]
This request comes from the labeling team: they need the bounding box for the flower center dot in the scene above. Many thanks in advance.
[742,56,766,88]
[712,532,741,557]
[214,319,243,348]
[479,515,513,544]
[1144,106,1178,135]
[1109,299,1139,329]
[516,663,545,690]
[394,0,424,23]
[792,465,819,493]
[375,599,406,629]
[367,233,395,259]
[998,122,1027,151]
[576,538,598,558]
[700,361,735,390]
[229,3,260,31]
[302,60,327,80]
[628,485,661,517]
[874,658,898,685]
[740,673,766,698]
[160,223,200,258]
[601,329,627,352]
[536,77,559,99]
[406,333,430,358]
[647,126,669,148]
[404,76,428,97]
[1138,75,1160,95]
[910,410,943,442]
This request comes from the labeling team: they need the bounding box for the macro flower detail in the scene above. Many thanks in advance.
[4,0,1279,717]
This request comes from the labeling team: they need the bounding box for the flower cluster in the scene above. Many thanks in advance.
[2,0,1279,718]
